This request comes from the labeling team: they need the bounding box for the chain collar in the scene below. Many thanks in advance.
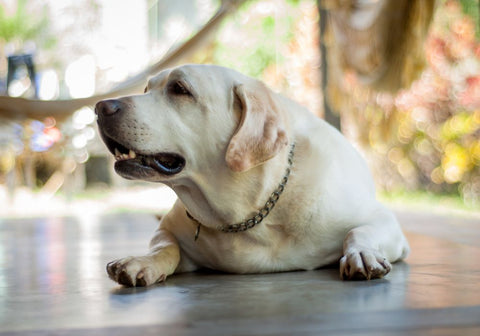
[186,143,295,241]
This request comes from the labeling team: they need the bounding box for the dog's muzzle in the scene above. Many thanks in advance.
[95,99,186,179]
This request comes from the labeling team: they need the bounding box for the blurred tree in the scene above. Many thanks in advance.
[337,0,480,206]
[318,0,340,130]
[207,0,322,117]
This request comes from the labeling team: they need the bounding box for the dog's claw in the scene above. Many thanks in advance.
[118,269,134,287]
[106,256,165,287]
[340,249,391,281]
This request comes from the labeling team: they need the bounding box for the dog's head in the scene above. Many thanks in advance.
[95,64,288,182]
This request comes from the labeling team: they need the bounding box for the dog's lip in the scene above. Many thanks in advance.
[100,131,186,176]
[99,130,132,157]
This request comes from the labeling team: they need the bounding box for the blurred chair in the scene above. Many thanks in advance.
[6,54,38,98]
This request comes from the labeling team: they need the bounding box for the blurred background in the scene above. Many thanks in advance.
[0,0,479,218]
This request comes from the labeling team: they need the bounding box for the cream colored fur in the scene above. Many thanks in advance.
[96,64,410,287]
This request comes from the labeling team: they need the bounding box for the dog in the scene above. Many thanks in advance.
[95,64,410,287]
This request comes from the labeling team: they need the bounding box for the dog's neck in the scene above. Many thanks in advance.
[170,143,295,234]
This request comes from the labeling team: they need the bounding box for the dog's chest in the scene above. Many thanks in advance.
[178,223,342,274]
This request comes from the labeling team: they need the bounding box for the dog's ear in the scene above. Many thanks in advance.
[226,82,288,172]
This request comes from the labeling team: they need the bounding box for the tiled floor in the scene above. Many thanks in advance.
[0,210,479,335]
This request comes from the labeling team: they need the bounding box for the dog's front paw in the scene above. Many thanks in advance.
[106,256,166,287]
[339,248,391,281]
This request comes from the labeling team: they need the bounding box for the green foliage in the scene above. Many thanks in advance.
[459,0,480,36]
[378,188,480,213]
[0,0,52,46]
[212,1,297,78]
[285,0,301,6]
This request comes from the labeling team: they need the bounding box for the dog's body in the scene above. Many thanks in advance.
[96,64,409,287]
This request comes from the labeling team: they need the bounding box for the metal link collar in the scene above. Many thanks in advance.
[187,143,295,240]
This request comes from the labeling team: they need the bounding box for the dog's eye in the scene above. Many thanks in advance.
[169,81,191,96]
[144,86,148,93]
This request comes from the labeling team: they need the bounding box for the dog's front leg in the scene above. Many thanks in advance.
[339,207,409,281]
[106,228,180,287]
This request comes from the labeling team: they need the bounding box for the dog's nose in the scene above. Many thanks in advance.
[95,99,122,116]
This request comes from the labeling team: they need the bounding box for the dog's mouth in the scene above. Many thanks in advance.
[101,132,185,179]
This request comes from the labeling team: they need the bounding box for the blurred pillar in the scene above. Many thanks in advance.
[6,159,17,203]
[85,156,112,187]
[24,155,36,189]
[318,0,341,131]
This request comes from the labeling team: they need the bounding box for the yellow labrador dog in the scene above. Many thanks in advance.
[95,64,409,287]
